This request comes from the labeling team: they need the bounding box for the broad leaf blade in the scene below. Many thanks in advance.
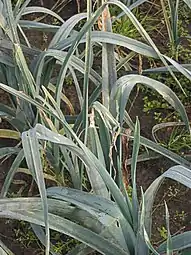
[0,208,129,255]
[158,231,191,253]
[22,129,50,255]
[114,75,190,132]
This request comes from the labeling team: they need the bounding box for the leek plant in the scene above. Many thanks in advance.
[0,121,191,255]
[0,0,191,254]
[160,0,191,59]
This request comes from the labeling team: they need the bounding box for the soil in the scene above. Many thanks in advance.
[130,90,191,245]
[0,0,191,254]
[136,159,191,245]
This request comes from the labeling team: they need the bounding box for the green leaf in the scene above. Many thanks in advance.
[34,50,101,95]
[124,112,191,168]
[13,0,30,17]
[0,239,15,255]
[101,6,117,109]
[152,122,184,143]
[139,136,191,168]
[164,56,191,82]
[33,124,133,224]
[0,129,20,140]
[15,167,59,184]
[14,44,36,96]
[81,0,92,144]
[163,165,191,188]
[19,20,60,32]
[22,129,50,255]
[131,118,140,232]
[87,125,109,197]
[47,187,129,251]
[182,0,191,8]
[0,83,61,123]
[3,0,19,42]
[108,0,186,94]
[47,187,119,218]
[69,67,83,109]
[164,202,173,255]
[55,3,107,109]
[113,75,190,132]
[0,204,129,255]
[55,31,158,58]
[20,6,64,23]
[1,149,24,197]
[143,64,191,73]
[0,147,21,159]
[49,13,87,48]
[158,231,191,253]
[114,0,147,20]
[182,249,191,255]
[93,109,111,170]
[59,147,81,189]
[87,124,106,168]
[143,228,160,255]
[0,38,40,56]
[0,197,72,212]
[0,51,14,66]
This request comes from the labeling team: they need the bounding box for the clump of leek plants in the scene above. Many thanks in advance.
[0,0,191,254]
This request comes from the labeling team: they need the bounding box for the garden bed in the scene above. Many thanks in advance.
[0,0,191,254]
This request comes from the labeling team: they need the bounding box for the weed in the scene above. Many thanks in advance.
[14,221,39,248]
[52,235,79,254]
[143,72,191,123]
[174,210,186,221]
[157,226,168,240]
[163,127,191,154]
